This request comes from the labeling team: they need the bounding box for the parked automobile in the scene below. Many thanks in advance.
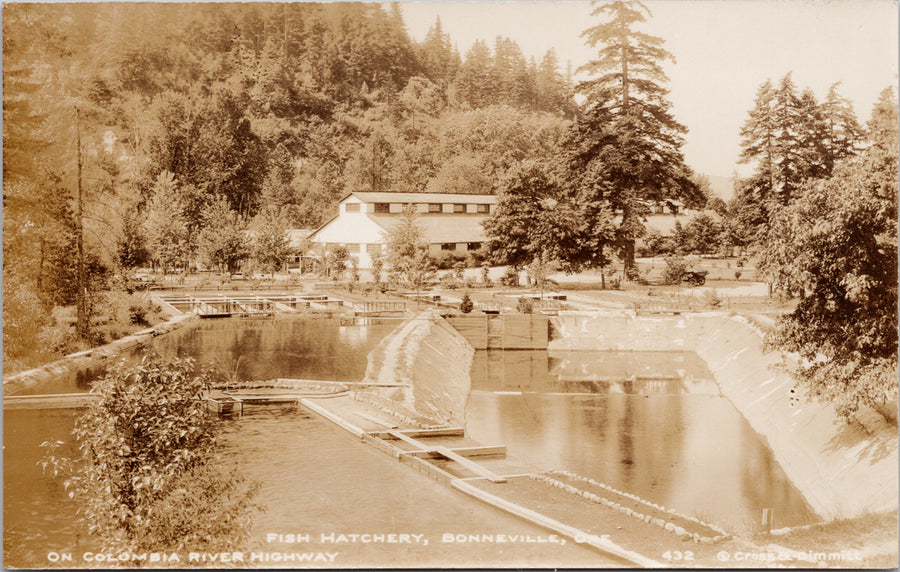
[682,271,707,286]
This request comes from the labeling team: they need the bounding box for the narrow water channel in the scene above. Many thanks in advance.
[465,349,819,534]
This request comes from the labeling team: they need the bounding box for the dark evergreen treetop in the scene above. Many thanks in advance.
[572,0,700,208]
[566,0,700,274]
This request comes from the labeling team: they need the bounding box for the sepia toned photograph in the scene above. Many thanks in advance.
[3,0,898,568]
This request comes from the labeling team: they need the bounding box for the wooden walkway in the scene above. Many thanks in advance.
[3,393,99,410]
[3,386,351,411]
[155,293,347,317]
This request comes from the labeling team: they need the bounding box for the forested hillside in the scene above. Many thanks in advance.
[3,2,574,366]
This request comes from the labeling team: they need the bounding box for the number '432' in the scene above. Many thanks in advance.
[662,550,694,561]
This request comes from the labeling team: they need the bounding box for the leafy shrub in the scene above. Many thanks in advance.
[480,263,492,287]
[327,246,350,280]
[2,277,50,371]
[452,261,466,280]
[466,250,486,267]
[459,293,474,314]
[517,296,534,314]
[439,273,461,289]
[92,292,164,345]
[663,255,687,285]
[639,228,674,257]
[38,306,84,357]
[433,250,468,270]
[500,267,519,287]
[41,355,262,552]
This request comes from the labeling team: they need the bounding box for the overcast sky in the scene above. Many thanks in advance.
[400,0,899,179]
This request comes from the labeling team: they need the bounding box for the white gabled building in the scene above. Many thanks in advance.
[306,192,498,269]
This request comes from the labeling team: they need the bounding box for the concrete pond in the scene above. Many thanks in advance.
[3,310,896,567]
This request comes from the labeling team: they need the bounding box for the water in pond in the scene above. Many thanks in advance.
[5,406,613,569]
[14,315,395,396]
[4,317,614,568]
[3,317,383,565]
[6,316,818,567]
[465,349,819,534]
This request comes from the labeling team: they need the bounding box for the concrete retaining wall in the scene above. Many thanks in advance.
[363,310,474,426]
[550,310,898,521]
[3,312,198,396]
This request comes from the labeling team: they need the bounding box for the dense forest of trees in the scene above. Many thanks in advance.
[3,2,574,367]
[751,85,898,419]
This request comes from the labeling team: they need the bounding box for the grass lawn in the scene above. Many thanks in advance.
[757,510,898,568]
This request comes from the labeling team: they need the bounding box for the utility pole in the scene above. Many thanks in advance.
[75,107,87,340]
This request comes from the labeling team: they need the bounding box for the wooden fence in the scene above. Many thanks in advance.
[632,295,780,314]
[447,314,549,349]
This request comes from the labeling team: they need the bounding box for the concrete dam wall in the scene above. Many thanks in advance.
[550,310,898,521]
[362,311,474,427]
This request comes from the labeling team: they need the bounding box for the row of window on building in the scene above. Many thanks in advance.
[344,202,492,214]
[308,242,483,254]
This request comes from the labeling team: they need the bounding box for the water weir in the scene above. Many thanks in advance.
[359,310,474,427]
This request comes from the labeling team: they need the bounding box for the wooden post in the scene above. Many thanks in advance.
[74,107,87,340]
[762,508,774,535]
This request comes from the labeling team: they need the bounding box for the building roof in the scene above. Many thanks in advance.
[645,209,721,235]
[368,213,489,244]
[286,228,314,248]
[345,192,497,204]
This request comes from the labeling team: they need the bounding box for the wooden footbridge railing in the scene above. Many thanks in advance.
[154,293,348,317]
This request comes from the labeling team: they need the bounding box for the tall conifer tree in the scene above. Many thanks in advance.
[570,0,699,275]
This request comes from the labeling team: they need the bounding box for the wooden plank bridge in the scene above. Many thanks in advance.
[155,293,347,317]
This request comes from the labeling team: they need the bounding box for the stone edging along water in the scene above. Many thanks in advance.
[2,312,198,396]
[351,309,896,522]
[533,471,730,544]
[550,310,899,521]
[346,312,736,563]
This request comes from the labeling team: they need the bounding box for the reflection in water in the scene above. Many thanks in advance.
[154,317,395,383]
[466,350,818,533]
[14,317,397,397]
[3,409,92,565]
[3,317,398,568]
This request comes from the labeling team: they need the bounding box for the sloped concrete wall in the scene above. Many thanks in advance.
[550,310,898,521]
[3,312,197,395]
[363,310,474,426]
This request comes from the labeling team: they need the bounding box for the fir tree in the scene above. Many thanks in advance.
[758,86,898,419]
[820,82,865,174]
[451,40,497,108]
[570,0,699,274]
